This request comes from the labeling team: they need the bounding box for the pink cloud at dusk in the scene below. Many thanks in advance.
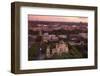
[28,15,88,23]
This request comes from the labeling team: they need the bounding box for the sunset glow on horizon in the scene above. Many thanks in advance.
[28,15,88,23]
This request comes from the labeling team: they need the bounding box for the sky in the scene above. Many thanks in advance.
[28,15,88,23]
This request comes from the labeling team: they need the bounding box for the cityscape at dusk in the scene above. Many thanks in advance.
[28,15,88,60]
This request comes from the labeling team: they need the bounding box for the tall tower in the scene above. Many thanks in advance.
[39,30,42,36]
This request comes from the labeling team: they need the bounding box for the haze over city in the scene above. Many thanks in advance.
[28,15,88,23]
